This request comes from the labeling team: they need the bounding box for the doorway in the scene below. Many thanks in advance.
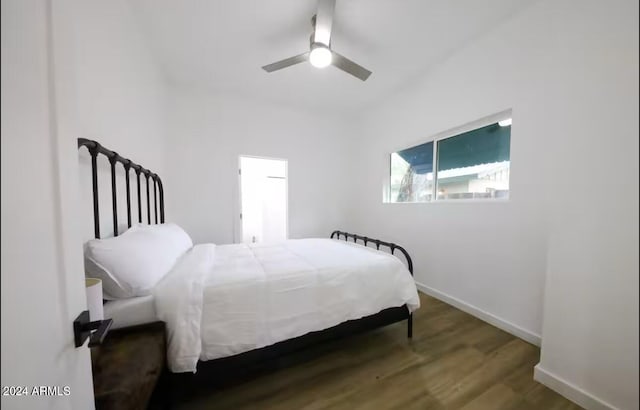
[239,156,288,244]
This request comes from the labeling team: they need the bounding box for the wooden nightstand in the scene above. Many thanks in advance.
[90,321,167,410]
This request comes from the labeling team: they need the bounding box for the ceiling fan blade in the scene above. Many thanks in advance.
[314,0,335,46]
[332,52,372,81]
[261,52,309,72]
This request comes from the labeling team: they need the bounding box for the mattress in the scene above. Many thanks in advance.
[103,295,156,330]
[153,238,421,373]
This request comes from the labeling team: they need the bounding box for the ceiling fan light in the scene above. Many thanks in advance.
[309,45,332,68]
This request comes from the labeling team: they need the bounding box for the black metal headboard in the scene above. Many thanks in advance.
[78,138,165,239]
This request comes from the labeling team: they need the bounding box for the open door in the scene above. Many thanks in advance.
[1,1,95,408]
[239,156,288,244]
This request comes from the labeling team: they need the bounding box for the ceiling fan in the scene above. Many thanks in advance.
[261,0,372,81]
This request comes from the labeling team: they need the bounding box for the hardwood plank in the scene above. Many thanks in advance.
[329,348,484,410]
[524,384,585,410]
[459,383,524,410]
[465,322,516,355]
[434,339,537,407]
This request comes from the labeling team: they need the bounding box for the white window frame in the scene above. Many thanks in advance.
[386,109,512,204]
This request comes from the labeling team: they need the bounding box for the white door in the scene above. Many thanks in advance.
[239,156,288,243]
[2,1,95,409]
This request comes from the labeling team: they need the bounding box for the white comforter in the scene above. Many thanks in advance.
[154,238,420,373]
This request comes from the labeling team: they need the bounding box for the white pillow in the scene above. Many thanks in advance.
[131,223,193,253]
[84,223,193,299]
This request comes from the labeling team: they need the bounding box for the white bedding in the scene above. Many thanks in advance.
[103,295,156,329]
[154,238,420,373]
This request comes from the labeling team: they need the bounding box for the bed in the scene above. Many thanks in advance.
[79,138,420,381]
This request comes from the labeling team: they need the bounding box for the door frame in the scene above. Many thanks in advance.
[236,155,289,244]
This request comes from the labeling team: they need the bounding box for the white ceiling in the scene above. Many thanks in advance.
[129,0,533,114]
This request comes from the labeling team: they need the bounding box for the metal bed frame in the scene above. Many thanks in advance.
[78,138,165,239]
[78,138,414,389]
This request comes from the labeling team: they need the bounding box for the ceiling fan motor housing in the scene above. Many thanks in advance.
[310,40,330,52]
[309,17,330,49]
[261,0,372,81]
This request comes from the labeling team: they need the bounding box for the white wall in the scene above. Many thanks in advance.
[69,0,168,240]
[350,0,639,408]
[349,1,554,344]
[535,1,639,409]
[164,88,357,245]
[1,0,94,408]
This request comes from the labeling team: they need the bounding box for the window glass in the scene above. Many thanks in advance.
[436,122,510,200]
[390,141,433,202]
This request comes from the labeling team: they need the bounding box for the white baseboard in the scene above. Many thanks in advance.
[534,365,618,410]
[414,281,541,346]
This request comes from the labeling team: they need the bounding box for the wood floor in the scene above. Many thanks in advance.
[176,292,582,410]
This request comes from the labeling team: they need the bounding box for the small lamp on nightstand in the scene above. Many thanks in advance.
[73,278,112,348]
[85,278,104,321]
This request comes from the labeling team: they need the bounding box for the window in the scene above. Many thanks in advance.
[389,114,511,202]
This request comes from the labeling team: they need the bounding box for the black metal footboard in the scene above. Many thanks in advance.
[330,230,414,338]
[330,230,414,275]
